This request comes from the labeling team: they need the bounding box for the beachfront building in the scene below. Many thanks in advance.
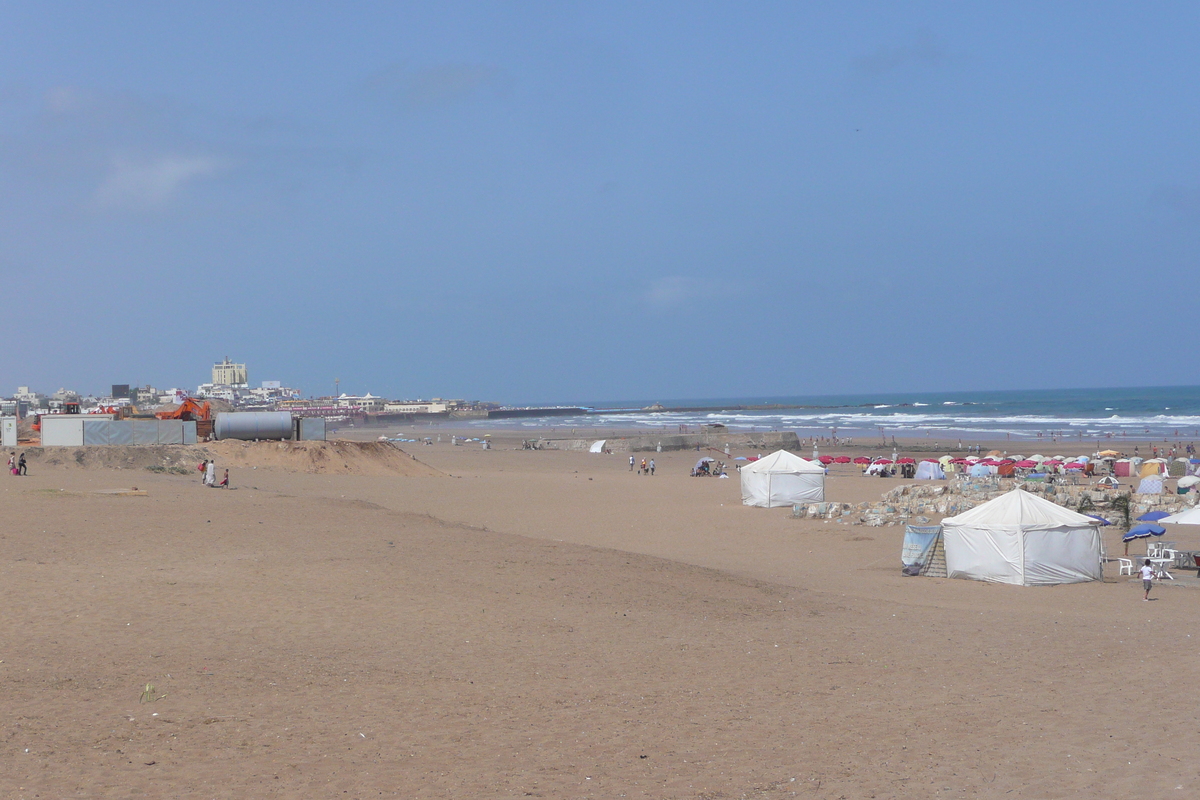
[384,400,450,414]
[212,357,248,387]
[336,393,387,412]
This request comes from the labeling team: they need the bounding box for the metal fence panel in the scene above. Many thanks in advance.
[132,420,159,445]
[110,421,134,445]
[82,419,113,445]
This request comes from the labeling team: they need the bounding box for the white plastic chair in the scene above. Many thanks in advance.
[1147,542,1165,558]
[1118,558,1134,576]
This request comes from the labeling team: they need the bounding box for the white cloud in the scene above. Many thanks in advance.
[94,154,230,209]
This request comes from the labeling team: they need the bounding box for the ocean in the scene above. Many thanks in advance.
[479,386,1200,442]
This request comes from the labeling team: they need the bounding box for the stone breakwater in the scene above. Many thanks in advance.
[792,479,1198,528]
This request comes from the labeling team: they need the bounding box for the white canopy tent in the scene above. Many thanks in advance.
[941,489,1102,586]
[740,450,825,508]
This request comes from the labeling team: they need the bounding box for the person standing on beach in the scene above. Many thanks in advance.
[17,453,26,476]
[1140,559,1155,600]
[640,458,647,475]
[204,460,216,487]
[629,455,635,471]
[649,459,655,475]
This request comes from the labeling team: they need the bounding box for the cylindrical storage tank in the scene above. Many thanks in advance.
[214,411,294,441]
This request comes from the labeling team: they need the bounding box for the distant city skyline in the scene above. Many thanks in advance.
[2,3,1197,400]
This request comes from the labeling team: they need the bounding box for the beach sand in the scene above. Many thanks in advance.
[1,433,1197,798]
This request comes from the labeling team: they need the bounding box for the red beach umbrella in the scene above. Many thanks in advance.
[1016,460,1037,468]
[818,455,834,464]
[834,456,852,463]
[897,457,916,464]
[873,459,893,465]
[852,457,871,465]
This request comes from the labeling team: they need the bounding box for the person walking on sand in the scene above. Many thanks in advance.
[640,458,647,475]
[204,460,216,487]
[7,454,13,475]
[629,455,635,472]
[1140,559,1155,601]
[18,452,27,476]
[649,458,655,476]
[219,469,229,488]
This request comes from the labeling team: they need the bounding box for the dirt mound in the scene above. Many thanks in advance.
[12,440,439,476]
[206,439,441,476]
[20,445,210,473]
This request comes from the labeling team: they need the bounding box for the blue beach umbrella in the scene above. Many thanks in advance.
[1137,511,1171,522]
[1122,524,1166,542]
[1086,514,1112,526]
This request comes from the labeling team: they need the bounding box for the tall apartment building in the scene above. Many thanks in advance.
[212,357,248,386]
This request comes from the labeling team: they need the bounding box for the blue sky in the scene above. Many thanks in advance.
[1,2,1197,402]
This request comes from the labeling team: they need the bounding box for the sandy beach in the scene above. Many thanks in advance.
[2,431,1197,798]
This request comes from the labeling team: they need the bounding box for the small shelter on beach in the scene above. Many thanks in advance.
[914,460,945,480]
[740,449,825,508]
[940,489,1102,586]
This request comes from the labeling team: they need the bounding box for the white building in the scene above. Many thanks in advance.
[384,401,449,414]
[336,393,387,412]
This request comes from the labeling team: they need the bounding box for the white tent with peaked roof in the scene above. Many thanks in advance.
[940,489,1101,586]
[740,450,825,507]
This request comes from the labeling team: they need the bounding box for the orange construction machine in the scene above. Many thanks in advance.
[155,398,212,422]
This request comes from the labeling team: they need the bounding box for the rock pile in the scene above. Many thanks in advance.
[795,478,1198,528]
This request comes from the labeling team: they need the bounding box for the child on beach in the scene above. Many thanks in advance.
[1140,559,1155,601]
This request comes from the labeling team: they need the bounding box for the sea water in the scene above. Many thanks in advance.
[474,386,1200,442]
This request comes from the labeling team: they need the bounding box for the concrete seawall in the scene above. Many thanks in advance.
[536,431,801,453]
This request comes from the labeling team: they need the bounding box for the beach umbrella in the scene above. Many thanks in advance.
[1137,511,1171,522]
[1086,514,1112,526]
[833,456,851,463]
[921,458,939,463]
[818,455,834,464]
[852,456,871,465]
[1065,462,1085,470]
[951,458,970,464]
[1161,506,1200,524]
[873,459,893,465]
[1008,455,1025,461]
[1016,460,1037,468]
[1097,450,1121,457]
[897,457,915,464]
[733,456,748,461]
[1123,524,1165,541]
